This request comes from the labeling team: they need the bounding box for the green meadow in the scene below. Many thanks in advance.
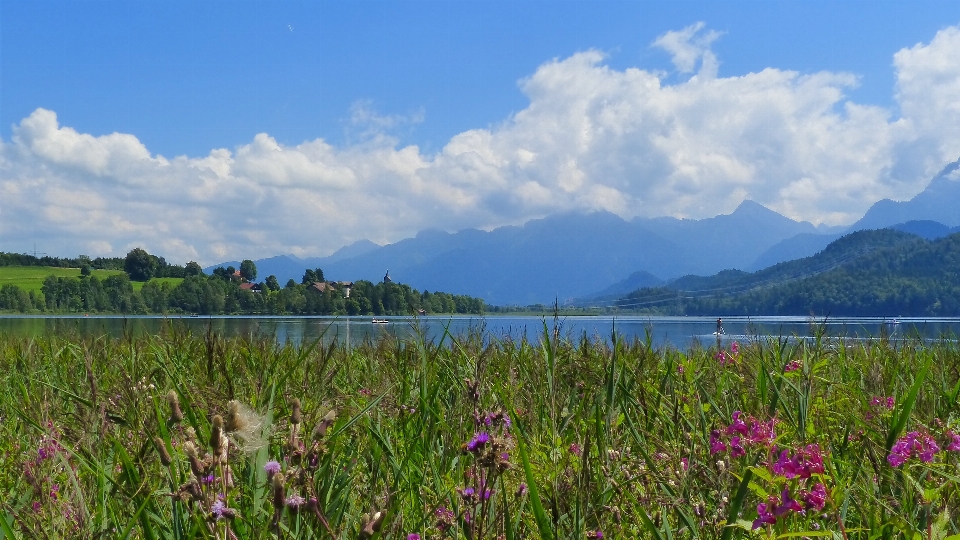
[0,266,181,293]
[2,324,960,539]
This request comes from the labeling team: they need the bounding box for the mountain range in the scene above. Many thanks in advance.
[209,158,960,306]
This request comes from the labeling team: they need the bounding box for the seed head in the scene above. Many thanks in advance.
[312,409,338,440]
[359,510,385,539]
[154,437,172,466]
[167,390,184,425]
[210,415,226,460]
[272,473,286,511]
[289,398,302,426]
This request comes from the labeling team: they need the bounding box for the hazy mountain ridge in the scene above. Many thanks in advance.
[211,202,822,305]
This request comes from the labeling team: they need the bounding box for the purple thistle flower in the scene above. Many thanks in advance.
[285,494,306,508]
[466,432,490,453]
[407,535,421,540]
[211,500,227,520]
[264,460,282,475]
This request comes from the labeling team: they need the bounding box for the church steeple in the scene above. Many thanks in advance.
[383,269,392,283]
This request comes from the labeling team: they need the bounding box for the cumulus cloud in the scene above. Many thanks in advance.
[2,23,960,265]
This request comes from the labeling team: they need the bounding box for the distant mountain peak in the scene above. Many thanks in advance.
[851,156,960,230]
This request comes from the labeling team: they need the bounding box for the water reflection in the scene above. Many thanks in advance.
[1,315,959,349]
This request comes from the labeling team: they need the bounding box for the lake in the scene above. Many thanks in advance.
[1,314,959,349]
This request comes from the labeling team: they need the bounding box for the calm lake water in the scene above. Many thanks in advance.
[1,315,959,349]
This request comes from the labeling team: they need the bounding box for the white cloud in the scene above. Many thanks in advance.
[652,22,723,76]
[2,23,960,265]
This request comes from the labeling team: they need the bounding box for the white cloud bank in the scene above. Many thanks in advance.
[3,23,960,264]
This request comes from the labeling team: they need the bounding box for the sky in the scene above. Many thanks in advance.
[2,0,960,265]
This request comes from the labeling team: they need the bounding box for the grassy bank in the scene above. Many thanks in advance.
[2,323,960,538]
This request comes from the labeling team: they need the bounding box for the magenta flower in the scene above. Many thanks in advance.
[888,431,940,467]
[569,443,582,456]
[730,341,740,356]
[709,430,727,454]
[407,535,421,540]
[947,431,960,452]
[727,411,748,436]
[730,436,746,458]
[802,482,827,511]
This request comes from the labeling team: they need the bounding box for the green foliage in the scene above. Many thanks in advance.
[0,269,483,315]
[3,328,960,538]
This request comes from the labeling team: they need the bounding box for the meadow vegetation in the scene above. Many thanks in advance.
[2,321,960,538]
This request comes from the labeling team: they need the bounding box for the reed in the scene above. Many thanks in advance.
[1,322,959,538]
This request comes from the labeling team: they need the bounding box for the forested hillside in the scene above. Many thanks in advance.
[616,230,960,316]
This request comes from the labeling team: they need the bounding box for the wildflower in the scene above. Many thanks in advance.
[285,494,307,509]
[465,432,490,453]
[730,436,746,458]
[435,506,455,531]
[802,482,827,511]
[459,487,476,501]
[870,396,895,410]
[681,457,689,471]
[569,443,582,457]
[888,431,940,467]
[947,430,960,452]
[752,488,803,529]
[727,411,748,436]
[587,530,604,539]
[264,460,281,476]
[516,483,528,496]
[784,359,802,372]
[710,430,727,454]
[408,535,421,540]
[730,341,740,356]
[771,444,824,479]
[211,499,227,520]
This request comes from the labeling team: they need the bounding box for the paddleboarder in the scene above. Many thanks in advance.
[716,318,724,335]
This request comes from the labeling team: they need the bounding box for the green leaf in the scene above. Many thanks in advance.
[512,409,554,540]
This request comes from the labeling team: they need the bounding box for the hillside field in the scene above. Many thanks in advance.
[0,266,182,292]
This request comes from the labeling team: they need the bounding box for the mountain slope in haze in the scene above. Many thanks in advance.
[851,158,960,230]
[316,202,820,305]
[208,201,827,306]
[748,233,844,271]
[616,229,960,316]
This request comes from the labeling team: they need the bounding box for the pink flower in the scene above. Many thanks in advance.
[802,482,827,511]
[947,430,960,452]
[727,411,748,436]
[709,430,727,454]
[888,431,940,467]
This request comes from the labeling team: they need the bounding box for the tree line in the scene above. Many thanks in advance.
[0,249,484,316]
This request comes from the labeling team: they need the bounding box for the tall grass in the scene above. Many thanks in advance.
[2,321,960,538]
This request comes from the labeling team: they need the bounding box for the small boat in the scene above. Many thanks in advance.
[372,318,390,324]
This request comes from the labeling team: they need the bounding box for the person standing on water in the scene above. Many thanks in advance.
[716,318,724,335]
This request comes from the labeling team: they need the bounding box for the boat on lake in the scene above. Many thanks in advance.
[372,318,389,324]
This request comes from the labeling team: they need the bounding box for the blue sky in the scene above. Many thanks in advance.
[2,1,960,263]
